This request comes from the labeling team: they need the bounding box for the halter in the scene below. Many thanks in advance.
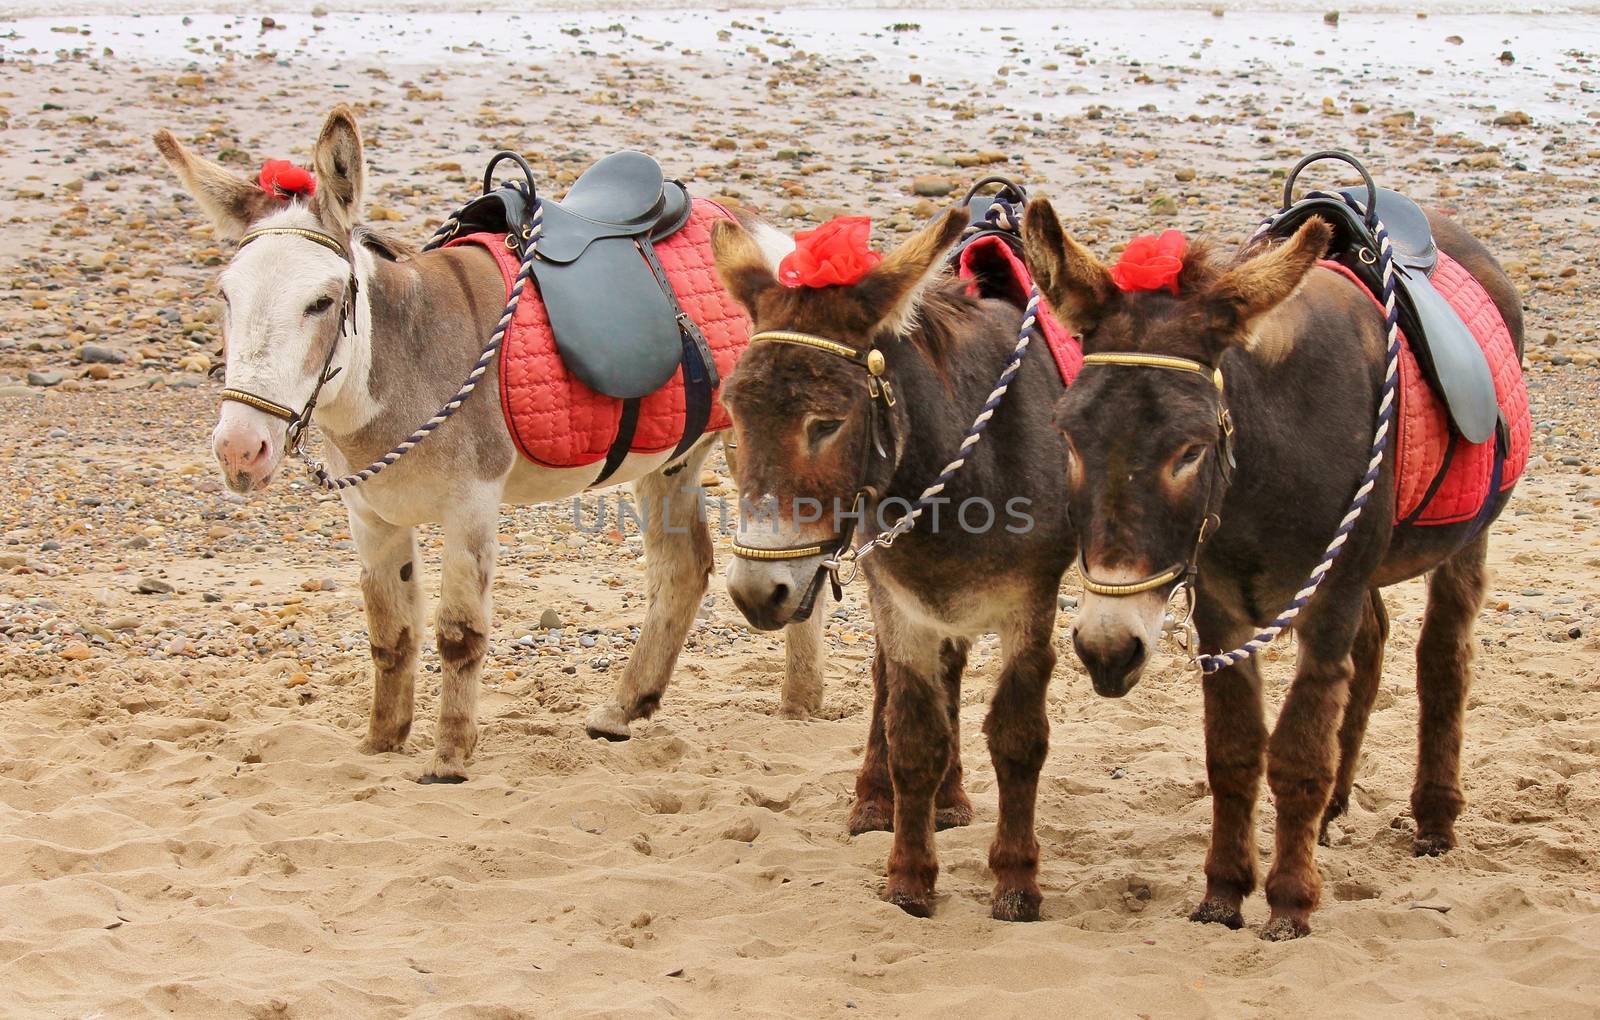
[219,226,358,453]
[1073,352,1234,655]
[728,329,898,618]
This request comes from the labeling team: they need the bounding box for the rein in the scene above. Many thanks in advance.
[1084,191,1402,675]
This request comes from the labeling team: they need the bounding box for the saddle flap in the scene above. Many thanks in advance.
[529,236,684,399]
[1394,264,1499,444]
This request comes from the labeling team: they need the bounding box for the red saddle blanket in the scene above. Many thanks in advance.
[449,198,749,469]
[1320,254,1529,526]
[957,234,1082,385]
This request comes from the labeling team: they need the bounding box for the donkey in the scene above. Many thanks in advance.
[1022,198,1523,939]
[710,209,1077,920]
[154,106,824,781]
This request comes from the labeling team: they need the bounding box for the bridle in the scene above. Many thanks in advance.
[728,329,899,620]
[1073,351,1236,655]
[218,226,358,453]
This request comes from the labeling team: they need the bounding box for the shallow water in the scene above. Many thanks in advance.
[4,6,1595,157]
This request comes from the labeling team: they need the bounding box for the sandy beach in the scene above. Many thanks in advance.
[1,3,1598,1017]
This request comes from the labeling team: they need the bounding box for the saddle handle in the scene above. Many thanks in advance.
[1282,150,1378,229]
[483,150,540,202]
[963,174,1029,208]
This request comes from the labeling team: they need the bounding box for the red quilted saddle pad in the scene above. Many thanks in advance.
[1320,254,1529,526]
[449,198,750,469]
[956,234,1082,386]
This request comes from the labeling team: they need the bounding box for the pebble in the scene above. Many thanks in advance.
[135,578,175,595]
[27,371,64,388]
[79,344,126,365]
[539,608,564,630]
[910,176,954,198]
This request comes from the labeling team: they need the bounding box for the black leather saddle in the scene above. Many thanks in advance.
[449,150,710,402]
[1265,151,1498,444]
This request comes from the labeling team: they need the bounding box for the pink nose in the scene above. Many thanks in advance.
[214,424,273,486]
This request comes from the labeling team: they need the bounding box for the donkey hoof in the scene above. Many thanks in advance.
[1412,832,1455,858]
[935,801,975,830]
[847,799,894,835]
[1190,899,1246,930]
[886,889,935,918]
[418,772,468,785]
[359,736,407,756]
[777,703,811,721]
[991,887,1042,923]
[1260,915,1311,941]
[584,704,631,742]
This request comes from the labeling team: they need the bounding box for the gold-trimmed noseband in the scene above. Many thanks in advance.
[1078,562,1186,597]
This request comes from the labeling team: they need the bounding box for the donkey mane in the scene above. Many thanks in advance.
[355,225,419,262]
[882,277,987,372]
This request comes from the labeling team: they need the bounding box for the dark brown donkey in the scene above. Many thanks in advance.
[1022,199,1523,939]
[711,209,1077,920]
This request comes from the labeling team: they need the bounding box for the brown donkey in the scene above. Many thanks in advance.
[710,209,1077,920]
[1022,199,1523,939]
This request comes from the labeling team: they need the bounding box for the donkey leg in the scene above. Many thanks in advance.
[421,501,499,783]
[1190,646,1267,931]
[780,603,825,720]
[1261,644,1355,940]
[1322,589,1388,846]
[852,639,974,836]
[1412,532,1489,857]
[585,445,715,741]
[849,643,895,835]
[984,607,1056,922]
[352,512,422,754]
[882,621,951,917]
[936,638,976,830]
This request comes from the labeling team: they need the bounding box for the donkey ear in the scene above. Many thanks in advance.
[311,105,366,235]
[153,129,277,241]
[859,206,968,336]
[1203,217,1333,347]
[711,218,779,313]
[1021,198,1116,333]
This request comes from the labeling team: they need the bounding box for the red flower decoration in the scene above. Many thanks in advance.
[259,159,317,199]
[778,216,883,288]
[1109,229,1188,295]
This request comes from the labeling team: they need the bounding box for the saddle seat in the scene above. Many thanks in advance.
[1268,158,1500,445]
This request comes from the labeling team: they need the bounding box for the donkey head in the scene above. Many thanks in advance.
[155,105,369,493]
[711,208,968,629]
[1022,198,1331,696]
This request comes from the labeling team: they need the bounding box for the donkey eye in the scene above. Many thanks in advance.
[1176,444,1207,472]
[807,419,844,443]
[305,296,336,316]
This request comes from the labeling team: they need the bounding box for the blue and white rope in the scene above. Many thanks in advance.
[1196,191,1401,673]
[302,201,542,491]
[832,201,1038,564]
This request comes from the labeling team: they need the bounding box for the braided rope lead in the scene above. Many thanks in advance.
[835,202,1037,567]
[301,202,543,491]
[1196,191,1401,673]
